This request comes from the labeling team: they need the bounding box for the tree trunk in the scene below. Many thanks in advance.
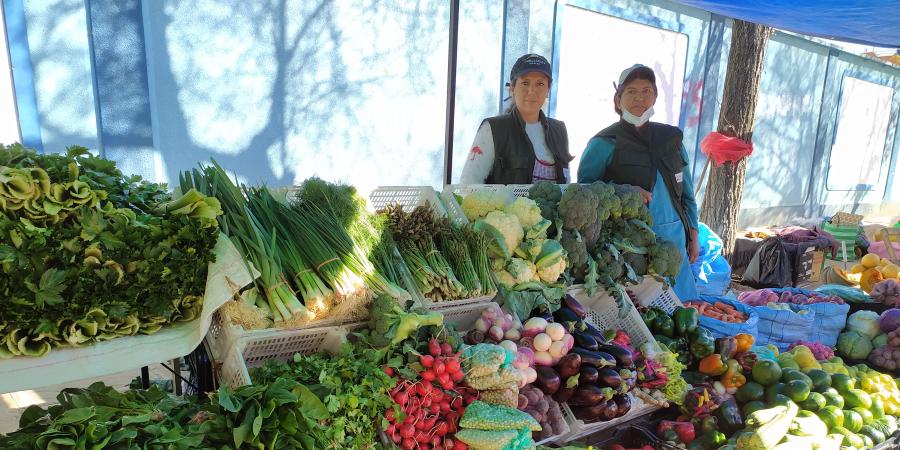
[699,19,773,257]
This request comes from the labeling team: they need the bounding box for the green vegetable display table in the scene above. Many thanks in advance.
[0,235,253,394]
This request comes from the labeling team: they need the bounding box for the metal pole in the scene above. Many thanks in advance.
[443,0,460,185]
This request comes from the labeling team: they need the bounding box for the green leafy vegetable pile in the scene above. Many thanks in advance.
[0,144,221,358]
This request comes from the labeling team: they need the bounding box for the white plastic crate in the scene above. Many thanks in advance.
[206,305,364,372]
[219,322,365,388]
[559,395,655,441]
[424,293,497,311]
[632,277,684,314]
[369,186,450,216]
[553,286,661,439]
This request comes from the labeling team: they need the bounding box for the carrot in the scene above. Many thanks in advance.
[715,302,736,313]
[697,303,708,315]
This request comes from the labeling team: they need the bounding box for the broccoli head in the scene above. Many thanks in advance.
[580,217,603,253]
[610,219,656,251]
[588,181,617,222]
[560,229,588,280]
[558,184,599,230]
[648,238,683,279]
[612,184,646,221]
[529,181,562,221]
[624,253,649,276]
[595,246,626,282]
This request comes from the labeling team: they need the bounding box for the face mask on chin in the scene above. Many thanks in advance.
[622,107,654,127]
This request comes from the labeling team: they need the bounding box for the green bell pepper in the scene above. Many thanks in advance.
[671,337,694,366]
[689,327,715,359]
[655,335,675,348]
[641,308,658,329]
[674,306,700,336]
[653,313,675,338]
[687,431,727,450]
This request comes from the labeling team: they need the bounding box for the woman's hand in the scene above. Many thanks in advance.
[688,228,700,264]
[624,184,652,204]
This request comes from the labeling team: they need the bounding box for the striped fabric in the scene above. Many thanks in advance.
[532,158,556,181]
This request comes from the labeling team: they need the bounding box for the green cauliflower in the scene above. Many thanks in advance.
[524,218,551,240]
[560,230,588,280]
[505,197,542,229]
[537,256,567,284]
[493,269,518,289]
[528,181,562,221]
[588,181,618,222]
[558,184,599,230]
[462,189,508,221]
[648,238,683,278]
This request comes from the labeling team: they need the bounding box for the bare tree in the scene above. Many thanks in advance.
[699,19,773,256]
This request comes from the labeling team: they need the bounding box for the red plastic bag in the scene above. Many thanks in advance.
[700,132,754,165]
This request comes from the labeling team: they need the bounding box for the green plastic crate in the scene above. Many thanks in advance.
[823,221,860,261]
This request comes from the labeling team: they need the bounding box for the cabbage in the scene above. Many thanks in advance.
[847,310,881,340]
[837,330,873,360]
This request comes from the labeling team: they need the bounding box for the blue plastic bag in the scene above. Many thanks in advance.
[815,284,872,303]
[694,295,759,339]
[692,223,732,296]
[693,255,732,296]
[753,304,816,351]
[770,287,851,347]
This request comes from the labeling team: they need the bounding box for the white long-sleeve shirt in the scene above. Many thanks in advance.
[459,122,560,184]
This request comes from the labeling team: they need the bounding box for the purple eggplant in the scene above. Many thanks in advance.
[555,353,582,379]
[598,343,634,368]
[570,348,616,368]
[535,366,561,395]
[552,375,579,403]
[579,366,599,385]
[597,367,622,389]
[613,394,632,417]
[599,399,619,421]
[573,331,599,352]
[568,385,607,407]
[563,294,588,319]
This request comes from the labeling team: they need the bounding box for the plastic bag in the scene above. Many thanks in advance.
[770,287,850,347]
[753,304,816,351]
[814,284,871,303]
[459,401,541,432]
[693,295,759,338]
[693,254,732,296]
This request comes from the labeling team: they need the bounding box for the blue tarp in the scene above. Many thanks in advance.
[674,0,900,48]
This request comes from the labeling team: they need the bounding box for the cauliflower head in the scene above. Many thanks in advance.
[462,189,507,221]
[480,211,524,259]
[537,257,567,283]
[494,269,518,288]
[505,197,543,229]
[506,258,536,285]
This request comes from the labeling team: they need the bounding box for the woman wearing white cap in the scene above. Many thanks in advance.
[578,64,699,301]
[459,54,573,184]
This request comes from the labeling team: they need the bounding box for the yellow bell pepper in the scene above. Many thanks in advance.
[735,333,754,353]
[721,359,746,390]
[821,362,849,376]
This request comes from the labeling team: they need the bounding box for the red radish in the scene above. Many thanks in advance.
[433,361,446,375]
[453,441,468,450]
[440,400,451,413]
[424,415,437,429]
[428,339,442,356]
[393,391,408,406]
[384,366,395,376]
[430,403,441,414]
[445,359,461,374]
[421,370,436,381]
[432,436,442,448]
[441,342,453,355]
[440,379,454,390]
[400,424,415,439]
[385,408,396,422]
[402,438,416,450]
[415,419,427,430]
[450,370,464,383]
[420,355,435,367]
[391,431,402,443]
[435,420,449,436]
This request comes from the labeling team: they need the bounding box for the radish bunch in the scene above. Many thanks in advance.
[384,338,476,450]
